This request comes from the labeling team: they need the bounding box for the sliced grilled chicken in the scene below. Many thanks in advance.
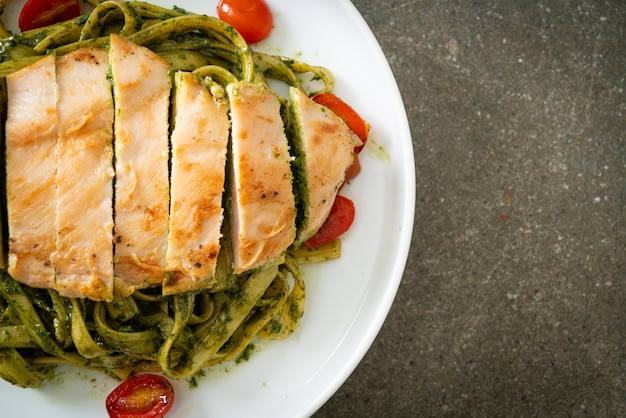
[4,40,360,300]
[164,72,229,295]
[287,87,361,246]
[227,82,297,274]
[54,48,115,302]
[5,55,58,289]
[109,34,171,292]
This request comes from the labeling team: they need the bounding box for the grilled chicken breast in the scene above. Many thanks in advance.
[54,48,115,302]
[5,55,58,289]
[164,72,229,295]
[4,36,360,300]
[287,87,361,246]
[109,34,171,292]
[227,82,296,274]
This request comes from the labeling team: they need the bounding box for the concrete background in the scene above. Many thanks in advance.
[315,0,625,416]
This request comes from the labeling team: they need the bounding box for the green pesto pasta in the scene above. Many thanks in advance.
[0,0,340,388]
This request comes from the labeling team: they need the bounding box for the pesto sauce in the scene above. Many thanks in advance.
[365,136,391,163]
[235,343,255,364]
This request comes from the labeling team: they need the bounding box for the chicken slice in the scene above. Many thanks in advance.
[109,34,171,292]
[164,72,229,295]
[54,48,115,301]
[287,87,361,246]
[227,82,296,274]
[5,55,58,289]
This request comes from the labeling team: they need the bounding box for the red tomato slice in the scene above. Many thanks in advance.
[217,0,273,44]
[304,195,355,248]
[18,0,81,31]
[312,92,370,153]
[106,374,174,418]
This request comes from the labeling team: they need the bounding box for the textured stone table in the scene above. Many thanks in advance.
[315,0,625,416]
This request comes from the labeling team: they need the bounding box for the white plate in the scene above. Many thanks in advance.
[0,0,415,416]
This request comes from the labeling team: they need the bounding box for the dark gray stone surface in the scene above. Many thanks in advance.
[314,0,626,416]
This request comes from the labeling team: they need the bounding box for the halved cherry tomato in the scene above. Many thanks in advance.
[217,0,273,44]
[344,153,361,182]
[106,374,174,418]
[18,0,81,31]
[312,93,370,153]
[305,195,355,248]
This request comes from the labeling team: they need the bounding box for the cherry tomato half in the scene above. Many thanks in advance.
[106,374,175,418]
[18,0,81,31]
[305,195,355,248]
[344,153,361,182]
[312,93,370,153]
[217,0,273,44]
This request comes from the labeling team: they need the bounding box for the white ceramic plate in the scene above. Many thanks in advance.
[0,0,414,416]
